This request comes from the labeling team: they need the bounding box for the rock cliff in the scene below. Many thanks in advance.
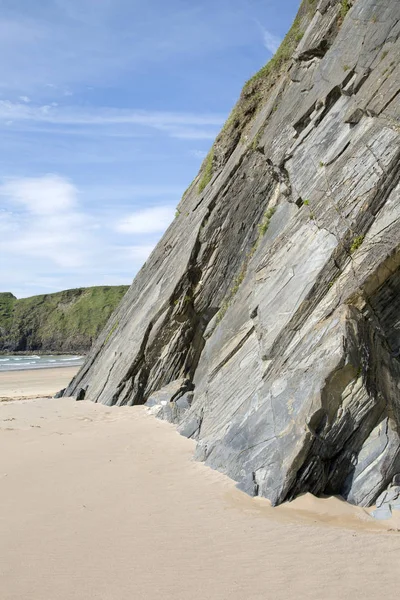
[0,286,128,353]
[65,0,400,507]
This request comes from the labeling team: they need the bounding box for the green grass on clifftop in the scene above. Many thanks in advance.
[192,0,318,195]
[0,285,129,353]
[234,0,317,119]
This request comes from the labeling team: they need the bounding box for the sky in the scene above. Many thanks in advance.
[0,0,300,298]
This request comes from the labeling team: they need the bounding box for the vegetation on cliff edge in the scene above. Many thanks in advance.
[195,0,318,195]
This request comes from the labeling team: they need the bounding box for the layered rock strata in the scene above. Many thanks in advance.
[65,0,400,507]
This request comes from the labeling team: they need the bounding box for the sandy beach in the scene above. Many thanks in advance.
[0,366,79,400]
[0,395,399,600]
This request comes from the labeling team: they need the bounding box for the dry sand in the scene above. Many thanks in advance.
[0,366,79,400]
[1,396,400,600]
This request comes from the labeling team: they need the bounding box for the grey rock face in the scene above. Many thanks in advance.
[64,0,400,507]
[145,379,194,424]
[372,483,400,519]
[372,505,392,521]
[392,474,400,486]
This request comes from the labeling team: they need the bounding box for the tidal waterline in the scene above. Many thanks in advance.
[0,355,85,372]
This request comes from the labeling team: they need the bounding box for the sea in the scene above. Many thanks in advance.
[0,355,85,372]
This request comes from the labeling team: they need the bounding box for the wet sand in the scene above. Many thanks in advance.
[0,396,399,600]
[0,367,79,400]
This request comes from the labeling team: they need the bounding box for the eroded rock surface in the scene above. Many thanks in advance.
[65,0,400,507]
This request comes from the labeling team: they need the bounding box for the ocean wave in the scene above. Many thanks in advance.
[0,354,84,371]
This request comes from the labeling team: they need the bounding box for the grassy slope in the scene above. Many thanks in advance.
[0,286,129,353]
[0,293,17,332]
[193,0,318,191]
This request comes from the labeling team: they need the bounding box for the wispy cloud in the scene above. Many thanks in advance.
[0,175,166,273]
[122,244,155,262]
[116,206,175,235]
[0,0,295,296]
[0,174,77,215]
[82,184,185,202]
[0,101,224,140]
[0,174,175,294]
[167,128,218,140]
[262,29,282,54]
[0,102,224,126]
[0,1,272,94]
[0,175,87,267]
[190,149,207,159]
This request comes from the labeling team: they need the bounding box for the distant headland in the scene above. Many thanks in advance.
[0,286,128,354]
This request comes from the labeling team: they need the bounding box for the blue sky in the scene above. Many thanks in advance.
[0,0,299,298]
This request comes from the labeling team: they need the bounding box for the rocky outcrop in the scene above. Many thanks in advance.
[0,286,128,353]
[372,480,400,519]
[65,0,400,507]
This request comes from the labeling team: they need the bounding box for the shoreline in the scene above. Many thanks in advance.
[0,366,79,399]
[0,363,83,373]
[0,350,87,356]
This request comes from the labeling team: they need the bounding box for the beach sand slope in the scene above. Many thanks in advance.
[0,397,399,600]
[0,367,79,400]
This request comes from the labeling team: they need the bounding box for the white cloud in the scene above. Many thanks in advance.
[8,214,86,268]
[0,210,18,233]
[19,95,31,103]
[123,245,155,262]
[167,127,218,140]
[0,3,275,95]
[190,150,207,159]
[82,183,184,202]
[0,101,224,140]
[0,174,77,215]
[262,29,282,54]
[0,101,224,127]
[0,175,86,267]
[0,174,175,295]
[116,206,175,234]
